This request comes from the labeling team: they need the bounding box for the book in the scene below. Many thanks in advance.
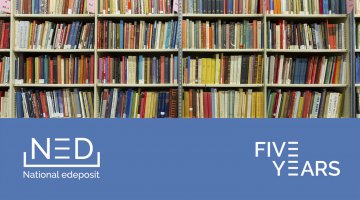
[15,20,95,49]
[267,55,346,84]
[16,0,95,14]
[183,54,263,84]
[0,20,10,49]
[16,89,94,118]
[267,89,343,118]
[15,54,95,85]
[98,0,176,14]
[99,88,178,118]
[268,21,345,50]
[183,19,263,49]
[267,0,347,14]
[183,0,263,14]
[98,20,178,49]
[0,56,9,84]
[98,55,178,84]
[0,90,8,117]
[183,89,264,118]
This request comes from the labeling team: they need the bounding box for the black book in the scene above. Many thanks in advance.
[241,56,249,84]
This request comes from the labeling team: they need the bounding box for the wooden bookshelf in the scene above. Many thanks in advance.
[1,1,356,119]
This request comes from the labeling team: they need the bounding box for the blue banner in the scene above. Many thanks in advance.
[0,120,359,200]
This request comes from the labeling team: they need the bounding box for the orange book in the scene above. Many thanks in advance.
[105,0,108,14]
[148,24,153,48]
[130,25,135,49]
[40,91,48,118]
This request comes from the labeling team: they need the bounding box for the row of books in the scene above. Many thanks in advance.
[0,56,10,84]
[268,21,345,49]
[266,0,347,14]
[0,90,9,118]
[16,89,94,118]
[183,89,264,118]
[99,0,178,14]
[356,23,360,49]
[183,55,263,84]
[98,20,178,49]
[16,0,94,14]
[355,54,360,84]
[183,0,263,14]
[183,20,263,49]
[98,55,178,84]
[15,54,95,84]
[268,89,343,118]
[357,88,360,118]
[267,55,346,85]
[100,88,178,118]
[0,21,10,49]
[16,21,95,49]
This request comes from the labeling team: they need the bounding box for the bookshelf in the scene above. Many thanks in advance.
[0,0,356,118]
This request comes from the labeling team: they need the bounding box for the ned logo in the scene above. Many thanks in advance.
[23,138,101,168]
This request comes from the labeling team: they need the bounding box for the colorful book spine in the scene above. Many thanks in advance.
[16,0,95,14]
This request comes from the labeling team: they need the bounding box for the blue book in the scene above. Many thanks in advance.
[116,91,123,118]
[119,21,124,49]
[125,89,132,118]
[157,92,162,118]
[302,59,307,84]
[16,91,24,118]
[32,0,35,14]
[57,90,64,117]
[74,89,81,117]
[323,0,329,14]
[44,55,48,84]
[165,92,170,118]
[174,56,178,82]
[270,0,274,13]
[171,21,178,48]
[228,0,233,14]
[108,89,114,118]
[356,55,359,84]
[67,22,75,47]
[151,21,157,49]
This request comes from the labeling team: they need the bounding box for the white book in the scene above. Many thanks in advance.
[219,91,224,118]
[292,92,301,118]
[276,25,280,49]
[110,89,118,118]
[311,92,321,118]
[237,56,242,85]
[319,58,328,84]
[275,93,282,118]
[22,92,29,118]
[278,55,284,84]
[247,90,252,118]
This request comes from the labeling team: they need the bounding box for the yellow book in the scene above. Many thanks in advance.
[336,93,344,118]
[35,57,39,84]
[211,58,216,84]
[297,96,304,119]
[110,0,114,14]
[256,92,264,118]
[202,58,207,84]
[251,92,257,118]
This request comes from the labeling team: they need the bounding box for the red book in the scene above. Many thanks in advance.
[311,57,319,84]
[0,62,3,83]
[288,92,296,118]
[207,92,212,118]
[302,91,311,118]
[274,56,280,84]
[319,0,323,14]
[305,57,313,84]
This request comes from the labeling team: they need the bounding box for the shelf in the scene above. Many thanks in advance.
[183,14,263,18]
[97,84,178,88]
[0,49,10,52]
[266,14,348,19]
[183,84,264,88]
[0,14,10,18]
[354,15,360,19]
[14,84,95,88]
[355,84,360,87]
[97,49,178,53]
[183,49,264,53]
[14,49,95,53]
[97,14,178,19]
[267,49,347,53]
[266,84,348,88]
[0,84,9,88]
[355,49,360,53]
[14,14,95,19]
